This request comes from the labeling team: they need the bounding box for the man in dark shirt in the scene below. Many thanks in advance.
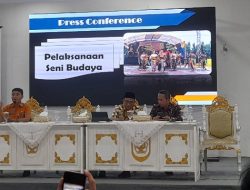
[150,90,182,121]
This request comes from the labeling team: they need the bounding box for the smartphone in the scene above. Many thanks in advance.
[63,171,86,190]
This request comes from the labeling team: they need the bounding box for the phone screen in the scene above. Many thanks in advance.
[63,183,84,190]
[63,171,86,190]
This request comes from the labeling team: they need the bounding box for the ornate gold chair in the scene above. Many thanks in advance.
[134,99,140,107]
[170,96,178,105]
[26,97,44,121]
[200,96,241,172]
[71,96,95,115]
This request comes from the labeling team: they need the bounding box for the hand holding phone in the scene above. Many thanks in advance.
[63,171,86,190]
[57,171,96,190]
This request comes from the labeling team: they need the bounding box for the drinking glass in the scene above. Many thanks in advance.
[3,112,9,123]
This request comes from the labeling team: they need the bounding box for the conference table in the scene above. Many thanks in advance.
[0,120,200,181]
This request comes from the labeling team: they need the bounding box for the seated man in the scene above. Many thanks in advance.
[112,92,140,121]
[0,88,31,122]
[150,90,182,121]
[0,88,31,177]
[110,92,140,178]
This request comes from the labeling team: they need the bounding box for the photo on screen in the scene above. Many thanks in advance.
[123,30,211,76]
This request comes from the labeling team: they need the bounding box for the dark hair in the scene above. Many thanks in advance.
[12,88,23,96]
[241,164,250,190]
[123,92,135,100]
[158,90,170,100]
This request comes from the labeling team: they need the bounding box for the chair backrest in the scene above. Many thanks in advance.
[71,96,95,114]
[205,96,234,139]
[170,96,178,105]
[134,99,140,109]
[26,97,44,120]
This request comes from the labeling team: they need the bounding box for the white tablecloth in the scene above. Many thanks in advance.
[8,122,54,148]
[113,121,166,146]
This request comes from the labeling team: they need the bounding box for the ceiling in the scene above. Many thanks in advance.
[0,0,72,3]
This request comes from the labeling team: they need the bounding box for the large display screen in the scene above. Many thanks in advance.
[29,7,217,106]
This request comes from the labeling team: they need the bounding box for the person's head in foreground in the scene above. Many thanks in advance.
[11,88,24,104]
[57,170,96,190]
[241,164,250,190]
[157,90,170,108]
[123,92,136,111]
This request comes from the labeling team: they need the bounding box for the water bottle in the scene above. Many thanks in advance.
[67,106,72,122]
[188,105,193,122]
[182,105,188,121]
[113,105,118,112]
[143,104,148,114]
[44,106,48,113]
[96,105,101,112]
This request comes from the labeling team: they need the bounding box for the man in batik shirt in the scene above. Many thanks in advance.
[150,90,182,121]
[97,92,140,178]
[112,92,140,121]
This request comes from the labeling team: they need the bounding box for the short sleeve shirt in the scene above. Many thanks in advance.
[3,103,31,121]
[150,103,183,121]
